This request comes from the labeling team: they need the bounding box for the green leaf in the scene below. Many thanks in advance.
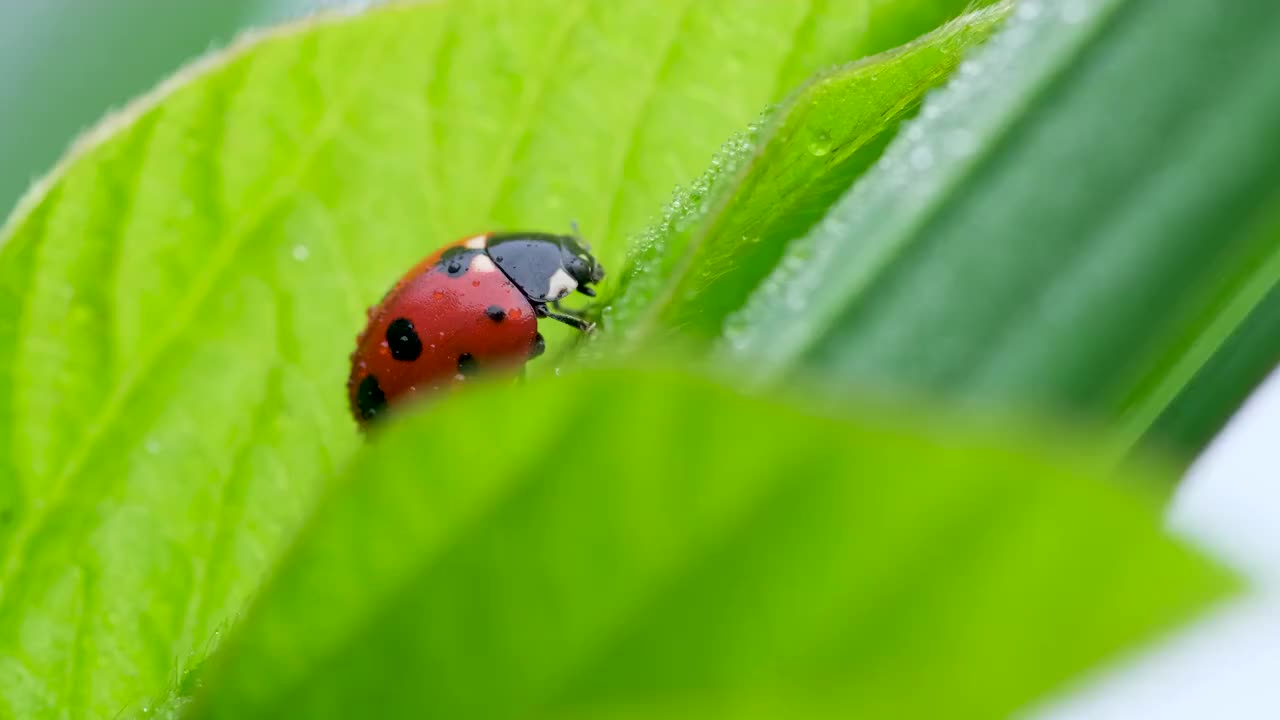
[0,1,989,715]
[182,368,1228,719]
[723,0,1280,460]
[605,2,1010,345]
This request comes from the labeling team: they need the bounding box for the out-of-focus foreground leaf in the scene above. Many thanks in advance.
[724,0,1280,461]
[0,1,990,716]
[182,368,1228,719]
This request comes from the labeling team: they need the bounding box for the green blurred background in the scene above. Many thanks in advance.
[0,0,335,216]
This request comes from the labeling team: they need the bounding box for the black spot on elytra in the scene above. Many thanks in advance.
[457,352,478,376]
[356,374,387,421]
[386,317,422,361]
[485,305,505,322]
[529,332,545,359]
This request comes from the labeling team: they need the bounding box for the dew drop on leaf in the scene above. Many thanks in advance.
[808,129,833,157]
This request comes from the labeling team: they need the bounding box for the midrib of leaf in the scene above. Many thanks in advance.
[0,31,389,610]
[745,1,1124,378]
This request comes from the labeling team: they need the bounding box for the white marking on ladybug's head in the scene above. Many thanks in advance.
[547,267,577,300]
[463,235,488,249]
[469,254,498,273]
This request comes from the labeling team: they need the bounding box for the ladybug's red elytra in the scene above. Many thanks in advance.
[347,231,605,426]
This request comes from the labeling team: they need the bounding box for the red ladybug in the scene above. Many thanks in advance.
[347,231,604,426]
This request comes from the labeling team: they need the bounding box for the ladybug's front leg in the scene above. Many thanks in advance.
[535,302,596,334]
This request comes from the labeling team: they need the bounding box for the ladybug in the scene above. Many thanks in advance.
[347,231,605,426]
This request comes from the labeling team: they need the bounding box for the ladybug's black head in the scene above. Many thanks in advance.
[486,232,606,303]
[556,235,605,296]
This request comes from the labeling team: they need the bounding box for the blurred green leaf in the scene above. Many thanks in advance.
[605,3,1010,344]
[0,1,988,715]
[723,0,1280,460]
[183,368,1228,719]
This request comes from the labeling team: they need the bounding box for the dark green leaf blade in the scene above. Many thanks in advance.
[185,368,1228,719]
[725,0,1280,460]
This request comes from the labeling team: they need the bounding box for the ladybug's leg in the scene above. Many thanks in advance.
[547,310,596,333]
[535,302,596,334]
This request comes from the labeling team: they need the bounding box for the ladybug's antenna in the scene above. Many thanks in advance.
[569,219,590,251]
